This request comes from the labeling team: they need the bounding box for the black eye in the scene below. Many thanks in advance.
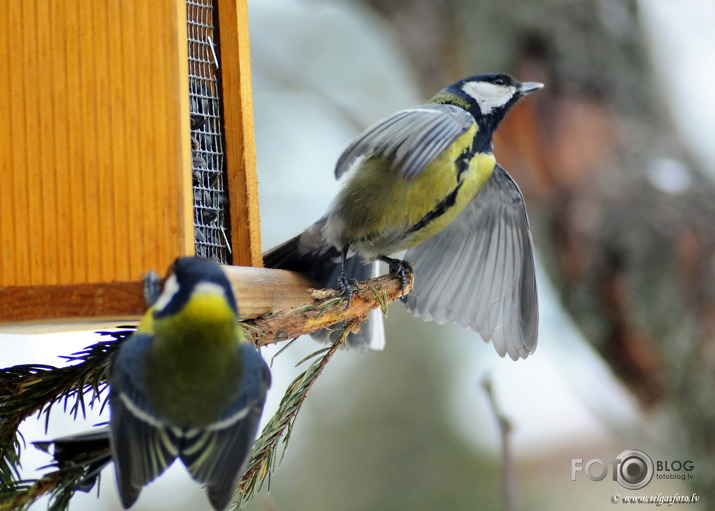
[493,77,506,85]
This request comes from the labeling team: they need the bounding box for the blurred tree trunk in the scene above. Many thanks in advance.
[366,0,715,503]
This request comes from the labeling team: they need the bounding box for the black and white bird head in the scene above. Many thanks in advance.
[152,257,238,320]
[436,73,543,124]
[427,73,543,152]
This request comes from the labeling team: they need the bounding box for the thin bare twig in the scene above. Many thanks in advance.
[482,378,518,511]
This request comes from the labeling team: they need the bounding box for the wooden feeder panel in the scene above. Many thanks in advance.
[0,0,268,328]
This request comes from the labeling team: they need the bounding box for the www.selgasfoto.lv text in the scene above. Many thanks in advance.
[611,493,699,505]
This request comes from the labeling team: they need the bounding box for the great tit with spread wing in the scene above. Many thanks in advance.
[263,73,541,360]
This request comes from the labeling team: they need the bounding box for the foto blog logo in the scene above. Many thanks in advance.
[571,449,654,490]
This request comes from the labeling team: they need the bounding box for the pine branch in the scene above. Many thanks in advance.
[0,470,85,511]
[0,333,129,486]
[234,324,352,508]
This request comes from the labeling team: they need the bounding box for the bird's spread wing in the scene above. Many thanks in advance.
[335,105,476,180]
[110,398,181,508]
[181,344,271,510]
[404,164,538,360]
[109,333,180,508]
[182,406,264,510]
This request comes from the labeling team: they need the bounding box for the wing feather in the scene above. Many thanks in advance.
[404,164,538,360]
[181,345,271,510]
[182,404,264,510]
[109,394,180,508]
[109,333,181,508]
[335,105,475,180]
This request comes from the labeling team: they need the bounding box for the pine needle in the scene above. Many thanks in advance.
[0,332,129,488]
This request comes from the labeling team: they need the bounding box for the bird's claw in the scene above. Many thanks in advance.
[381,257,414,302]
[337,273,360,310]
[142,270,162,308]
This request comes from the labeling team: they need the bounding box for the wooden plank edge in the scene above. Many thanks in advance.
[0,266,317,333]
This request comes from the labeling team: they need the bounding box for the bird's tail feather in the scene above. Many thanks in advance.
[33,427,113,493]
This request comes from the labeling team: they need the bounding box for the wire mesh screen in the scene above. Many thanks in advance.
[187,0,232,263]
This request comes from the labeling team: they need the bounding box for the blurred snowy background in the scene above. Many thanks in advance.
[3,0,715,509]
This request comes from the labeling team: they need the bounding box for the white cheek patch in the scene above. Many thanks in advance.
[153,274,180,313]
[462,82,516,114]
[191,281,227,299]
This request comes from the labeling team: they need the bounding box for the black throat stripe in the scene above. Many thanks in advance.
[407,181,463,234]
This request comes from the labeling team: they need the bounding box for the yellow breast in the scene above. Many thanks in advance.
[334,125,495,254]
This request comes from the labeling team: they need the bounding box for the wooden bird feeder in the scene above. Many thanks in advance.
[0,0,315,332]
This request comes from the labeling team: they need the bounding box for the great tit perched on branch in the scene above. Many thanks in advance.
[109,257,271,510]
[263,73,541,360]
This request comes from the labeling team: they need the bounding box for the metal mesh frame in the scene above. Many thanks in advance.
[187,0,231,263]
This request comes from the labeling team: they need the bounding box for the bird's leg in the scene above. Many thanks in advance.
[336,249,359,310]
[142,270,162,308]
[379,256,414,302]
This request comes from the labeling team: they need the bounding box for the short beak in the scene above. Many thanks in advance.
[518,81,544,95]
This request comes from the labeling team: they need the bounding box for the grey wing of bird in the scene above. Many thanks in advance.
[403,164,538,360]
[109,334,181,508]
[334,104,476,180]
[181,345,271,510]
